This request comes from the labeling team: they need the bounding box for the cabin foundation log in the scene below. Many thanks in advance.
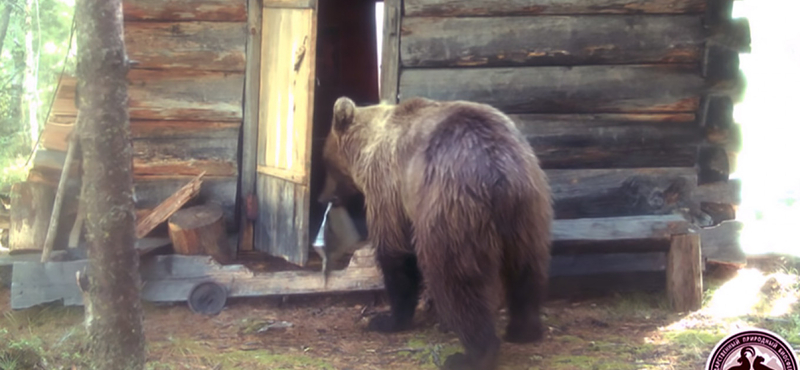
[667,233,703,312]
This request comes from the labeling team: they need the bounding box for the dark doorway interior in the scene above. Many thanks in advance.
[308,0,381,246]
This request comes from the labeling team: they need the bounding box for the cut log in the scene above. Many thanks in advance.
[708,17,751,53]
[401,15,705,68]
[700,202,736,226]
[699,220,744,266]
[399,65,704,114]
[168,204,233,264]
[704,44,740,83]
[135,172,205,239]
[698,146,729,184]
[695,179,741,205]
[705,0,733,26]
[127,69,244,122]
[667,233,703,312]
[9,182,55,251]
[403,0,706,17]
[50,76,78,117]
[513,114,701,169]
[125,21,247,72]
[134,176,237,231]
[41,122,74,152]
[123,0,247,21]
[546,168,698,219]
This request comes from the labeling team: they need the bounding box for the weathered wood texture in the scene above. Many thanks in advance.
[380,0,401,103]
[667,233,703,312]
[514,114,700,169]
[136,172,204,239]
[399,65,704,114]
[134,177,237,232]
[403,0,706,17]
[238,0,263,252]
[401,15,705,68]
[254,3,318,266]
[696,179,741,205]
[125,22,247,71]
[546,168,697,219]
[168,204,233,264]
[123,0,247,21]
[9,182,54,251]
[552,214,691,254]
[128,69,244,121]
[699,220,745,266]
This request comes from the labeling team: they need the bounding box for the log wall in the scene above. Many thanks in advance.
[34,0,247,231]
[391,0,750,265]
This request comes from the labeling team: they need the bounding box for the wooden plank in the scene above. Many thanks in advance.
[134,176,238,231]
[401,15,705,68]
[127,69,244,122]
[513,114,701,169]
[255,4,317,266]
[125,21,247,72]
[546,168,698,219]
[380,0,401,103]
[667,233,703,312]
[552,214,691,243]
[404,0,706,17]
[399,65,704,114]
[123,0,247,22]
[135,172,205,239]
[239,0,263,252]
[699,220,745,266]
[695,179,741,205]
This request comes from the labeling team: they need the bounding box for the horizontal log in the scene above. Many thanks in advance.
[704,44,740,83]
[695,179,741,205]
[50,77,77,117]
[708,18,751,53]
[128,69,245,121]
[401,15,705,68]
[133,159,237,178]
[698,146,729,184]
[399,65,704,114]
[131,120,240,139]
[123,0,247,22]
[699,220,745,266]
[546,168,698,219]
[133,176,237,230]
[553,214,691,243]
[125,22,247,72]
[404,0,706,17]
[41,123,72,152]
[511,114,701,169]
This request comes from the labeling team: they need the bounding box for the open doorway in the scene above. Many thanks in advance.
[308,0,383,247]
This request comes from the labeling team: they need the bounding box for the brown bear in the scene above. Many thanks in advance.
[318,96,553,370]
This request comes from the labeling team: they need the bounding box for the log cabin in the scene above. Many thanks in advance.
[19,0,750,308]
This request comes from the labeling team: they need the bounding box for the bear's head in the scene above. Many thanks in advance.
[317,97,383,205]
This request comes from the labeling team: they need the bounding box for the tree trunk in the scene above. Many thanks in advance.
[75,0,145,368]
[22,0,37,148]
[0,4,13,59]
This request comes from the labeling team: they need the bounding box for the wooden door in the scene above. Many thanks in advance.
[255,0,318,266]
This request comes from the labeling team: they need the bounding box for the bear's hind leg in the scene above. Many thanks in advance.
[367,251,422,333]
[502,263,546,343]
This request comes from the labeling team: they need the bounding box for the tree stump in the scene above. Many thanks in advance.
[168,204,233,264]
[9,182,55,252]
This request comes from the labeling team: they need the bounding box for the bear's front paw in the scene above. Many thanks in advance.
[366,313,410,333]
[503,323,543,343]
[442,353,474,370]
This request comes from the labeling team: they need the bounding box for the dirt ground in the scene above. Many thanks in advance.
[2,255,799,370]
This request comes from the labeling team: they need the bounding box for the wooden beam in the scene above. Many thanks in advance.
[553,214,692,243]
[127,69,244,122]
[546,168,698,220]
[379,0,401,104]
[695,179,741,205]
[513,113,701,169]
[699,220,744,266]
[134,176,238,232]
[239,0,263,252]
[123,0,247,22]
[401,15,705,68]
[667,233,703,312]
[125,21,247,72]
[404,0,706,17]
[399,65,705,114]
[135,172,205,239]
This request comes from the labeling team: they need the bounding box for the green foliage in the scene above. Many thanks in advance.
[0,0,76,191]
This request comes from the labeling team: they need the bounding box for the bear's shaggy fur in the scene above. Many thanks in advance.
[318,96,553,370]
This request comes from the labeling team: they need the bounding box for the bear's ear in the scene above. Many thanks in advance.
[333,97,356,133]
